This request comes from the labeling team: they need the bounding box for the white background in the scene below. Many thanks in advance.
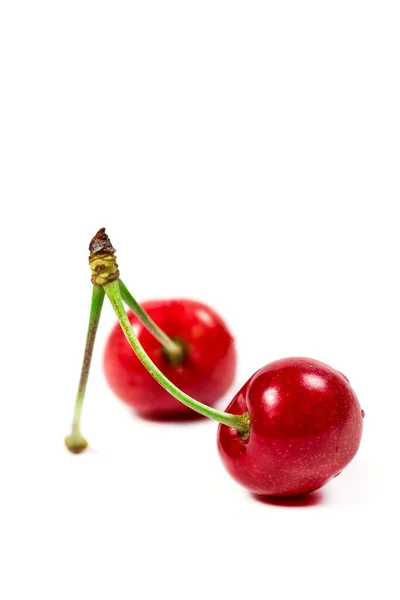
[1,2,399,599]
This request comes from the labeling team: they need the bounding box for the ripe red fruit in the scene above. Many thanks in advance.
[104,299,236,418]
[217,357,364,497]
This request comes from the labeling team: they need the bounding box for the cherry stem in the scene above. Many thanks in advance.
[103,280,250,435]
[118,280,183,361]
[65,285,105,453]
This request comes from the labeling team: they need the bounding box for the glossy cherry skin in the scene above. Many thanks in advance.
[218,357,364,497]
[104,299,236,418]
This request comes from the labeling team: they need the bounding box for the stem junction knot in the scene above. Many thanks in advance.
[89,228,120,286]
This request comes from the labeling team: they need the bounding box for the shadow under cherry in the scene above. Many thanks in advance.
[252,489,325,507]
[136,410,208,425]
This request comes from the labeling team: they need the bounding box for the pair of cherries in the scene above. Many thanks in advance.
[105,299,364,498]
[67,229,364,499]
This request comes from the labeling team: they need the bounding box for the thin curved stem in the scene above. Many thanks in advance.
[119,280,183,360]
[65,285,105,452]
[103,280,250,435]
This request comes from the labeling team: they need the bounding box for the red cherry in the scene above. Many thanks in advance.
[217,357,364,497]
[104,299,236,418]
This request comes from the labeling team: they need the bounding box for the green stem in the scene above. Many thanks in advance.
[65,285,105,453]
[103,280,250,435]
[119,280,183,361]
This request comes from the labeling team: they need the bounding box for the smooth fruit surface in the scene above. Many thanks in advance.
[217,357,364,497]
[104,299,236,418]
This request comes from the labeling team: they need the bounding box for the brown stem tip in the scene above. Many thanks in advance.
[89,228,116,256]
[88,228,120,286]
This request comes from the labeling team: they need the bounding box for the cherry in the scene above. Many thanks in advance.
[103,299,236,418]
[65,228,237,453]
[217,357,364,497]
